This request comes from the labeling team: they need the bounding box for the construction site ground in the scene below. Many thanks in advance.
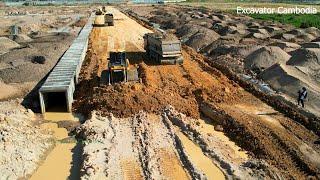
[0,4,320,180]
[73,7,320,179]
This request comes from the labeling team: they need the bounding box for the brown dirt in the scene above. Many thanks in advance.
[71,17,88,28]
[74,6,320,179]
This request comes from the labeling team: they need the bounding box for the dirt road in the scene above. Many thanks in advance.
[74,7,320,179]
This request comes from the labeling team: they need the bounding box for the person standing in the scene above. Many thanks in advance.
[297,87,308,108]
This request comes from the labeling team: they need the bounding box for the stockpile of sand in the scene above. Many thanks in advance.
[272,33,295,41]
[301,42,320,48]
[258,63,320,116]
[185,27,220,51]
[305,27,320,37]
[176,24,200,40]
[0,37,20,55]
[269,41,300,52]
[244,46,291,72]
[287,48,320,72]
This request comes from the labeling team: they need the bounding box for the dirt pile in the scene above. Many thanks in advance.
[0,99,53,179]
[244,46,291,72]
[0,37,20,55]
[259,63,320,117]
[287,48,320,72]
[269,41,300,52]
[185,27,220,52]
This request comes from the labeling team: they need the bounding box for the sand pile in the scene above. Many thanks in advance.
[258,64,320,117]
[301,42,320,48]
[272,33,295,41]
[185,28,220,51]
[244,46,291,72]
[245,32,269,39]
[176,24,200,40]
[287,48,320,71]
[0,37,20,55]
[305,27,320,37]
[269,41,300,51]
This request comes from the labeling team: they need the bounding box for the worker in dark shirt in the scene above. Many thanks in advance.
[297,87,308,108]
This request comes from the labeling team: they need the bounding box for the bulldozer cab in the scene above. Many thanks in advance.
[107,51,128,84]
[108,51,127,67]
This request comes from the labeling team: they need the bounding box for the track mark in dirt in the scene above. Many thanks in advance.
[121,159,144,180]
[158,148,190,180]
[177,131,225,180]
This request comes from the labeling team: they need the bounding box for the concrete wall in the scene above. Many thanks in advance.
[39,14,94,113]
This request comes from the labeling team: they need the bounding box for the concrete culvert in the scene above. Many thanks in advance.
[244,46,291,73]
[41,91,68,112]
[32,56,46,64]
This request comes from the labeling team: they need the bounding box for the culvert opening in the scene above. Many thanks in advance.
[44,91,68,112]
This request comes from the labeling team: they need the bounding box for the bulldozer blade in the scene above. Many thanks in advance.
[126,68,139,81]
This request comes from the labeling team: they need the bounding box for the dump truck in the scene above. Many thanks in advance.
[105,13,114,26]
[101,51,138,85]
[144,32,183,64]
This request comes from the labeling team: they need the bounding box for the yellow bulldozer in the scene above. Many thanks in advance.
[101,51,138,85]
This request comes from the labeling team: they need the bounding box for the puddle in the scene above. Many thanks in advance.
[30,111,82,180]
[197,118,248,160]
[177,132,225,180]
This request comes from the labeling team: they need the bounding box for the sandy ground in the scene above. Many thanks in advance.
[0,99,53,179]
[1,4,319,180]
[74,6,320,179]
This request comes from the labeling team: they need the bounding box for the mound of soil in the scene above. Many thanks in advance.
[210,44,262,58]
[0,37,20,55]
[264,26,282,33]
[247,28,269,35]
[245,32,269,39]
[244,46,290,72]
[269,41,300,52]
[176,24,200,40]
[301,42,320,48]
[270,41,301,49]
[305,27,320,37]
[287,48,320,70]
[272,33,295,41]
[186,28,220,51]
[287,29,305,36]
[296,33,315,42]
[258,63,320,117]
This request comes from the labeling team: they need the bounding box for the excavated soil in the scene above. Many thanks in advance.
[74,7,320,179]
[122,4,320,120]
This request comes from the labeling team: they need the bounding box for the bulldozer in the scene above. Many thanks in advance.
[144,31,183,64]
[101,51,138,85]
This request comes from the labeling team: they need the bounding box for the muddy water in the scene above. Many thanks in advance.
[177,132,225,180]
[31,112,81,180]
[197,119,248,159]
